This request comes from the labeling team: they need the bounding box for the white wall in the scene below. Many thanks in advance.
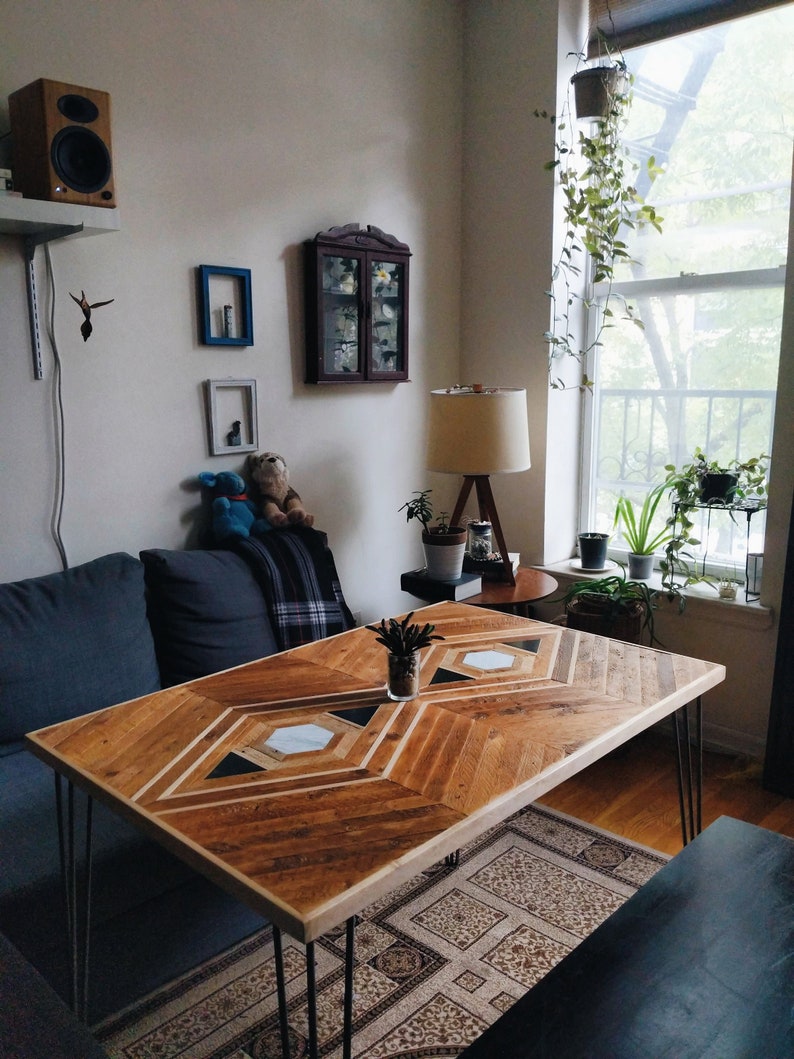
[0,0,463,623]
[459,0,585,567]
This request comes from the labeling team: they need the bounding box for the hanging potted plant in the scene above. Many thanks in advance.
[535,52,663,390]
[399,490,466,582]
[571,60,629,121]
[613,484,673,579]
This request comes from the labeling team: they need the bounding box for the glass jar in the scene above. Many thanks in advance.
[466,521,493,561]
[387,650,420,700]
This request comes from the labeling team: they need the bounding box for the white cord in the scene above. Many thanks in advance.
[43,242,69,570]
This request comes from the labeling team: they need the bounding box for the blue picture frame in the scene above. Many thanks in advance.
[198,265,253,346]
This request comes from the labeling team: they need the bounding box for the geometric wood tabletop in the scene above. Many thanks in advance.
[26,602,725,944]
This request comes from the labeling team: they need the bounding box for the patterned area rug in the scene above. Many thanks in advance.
[96,805,667,1058]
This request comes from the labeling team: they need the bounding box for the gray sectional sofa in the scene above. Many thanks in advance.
[0,531,352,1032]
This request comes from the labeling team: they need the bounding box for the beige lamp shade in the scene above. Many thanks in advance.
[427,387,531,475]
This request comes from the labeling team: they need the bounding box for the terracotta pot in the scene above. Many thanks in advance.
[422,526,466,582]
[565,597,645,644]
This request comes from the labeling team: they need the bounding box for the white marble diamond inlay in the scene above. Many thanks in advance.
[265,723,334,755]
[463,650,515,671]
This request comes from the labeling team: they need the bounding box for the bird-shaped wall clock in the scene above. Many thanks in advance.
[69,290,115,342]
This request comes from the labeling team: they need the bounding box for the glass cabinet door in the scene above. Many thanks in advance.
[368,259,407,378]
[320,253,363,379]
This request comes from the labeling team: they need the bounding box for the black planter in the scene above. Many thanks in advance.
[578,532,609,570]
[571,65,627,121]
[700,472,739,503]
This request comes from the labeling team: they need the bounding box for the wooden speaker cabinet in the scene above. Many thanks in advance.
[8,78,116,208]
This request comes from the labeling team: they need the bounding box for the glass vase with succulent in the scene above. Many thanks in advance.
[366,612,444,700]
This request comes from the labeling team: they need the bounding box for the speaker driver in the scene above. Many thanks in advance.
[50,126,111,193]
[57,93,100,124]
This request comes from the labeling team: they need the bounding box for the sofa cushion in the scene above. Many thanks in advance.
[0,750,195,949]
[140,548,278,686]
[0,552,160,748]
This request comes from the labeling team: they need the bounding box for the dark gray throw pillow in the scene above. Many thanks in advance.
[140,548,278,687]
[0,552,161,747]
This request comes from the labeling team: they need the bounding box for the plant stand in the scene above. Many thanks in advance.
[671,499,765,602]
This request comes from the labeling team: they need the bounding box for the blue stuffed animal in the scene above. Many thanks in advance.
[198,470,270,541]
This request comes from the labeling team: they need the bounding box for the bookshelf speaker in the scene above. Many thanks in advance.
[8,78,116,208]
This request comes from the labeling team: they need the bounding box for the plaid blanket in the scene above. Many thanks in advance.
[229,527,354,651]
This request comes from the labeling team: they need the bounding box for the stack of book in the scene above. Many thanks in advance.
[400,568,483,601]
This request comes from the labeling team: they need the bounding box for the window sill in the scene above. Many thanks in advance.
[536,560,774,631]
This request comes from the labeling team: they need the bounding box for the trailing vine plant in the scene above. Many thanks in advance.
[536,42,664,390]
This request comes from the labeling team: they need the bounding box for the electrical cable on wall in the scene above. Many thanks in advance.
[43,242,69,571]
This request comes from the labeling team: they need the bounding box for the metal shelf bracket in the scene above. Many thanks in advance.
[23,223,83,380]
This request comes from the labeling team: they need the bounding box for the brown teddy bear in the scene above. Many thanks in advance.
[247,451,315,528]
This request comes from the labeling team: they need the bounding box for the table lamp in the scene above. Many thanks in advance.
[426,385,531,585]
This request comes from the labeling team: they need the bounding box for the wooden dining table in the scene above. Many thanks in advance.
[26,601,725,1058]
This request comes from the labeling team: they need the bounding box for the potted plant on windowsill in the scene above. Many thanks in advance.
[664,448,770,510]
[613,484,673,580]
[555,569,659,645]
[399,489,466,582]
[661,449,770,597]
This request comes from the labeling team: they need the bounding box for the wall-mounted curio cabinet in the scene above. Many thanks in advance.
[304,223,411,383]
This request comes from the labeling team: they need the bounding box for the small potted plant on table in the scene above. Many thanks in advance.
[399,490,466,582]
[366,612,444,700]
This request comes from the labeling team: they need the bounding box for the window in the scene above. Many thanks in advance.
[582,4,793,575]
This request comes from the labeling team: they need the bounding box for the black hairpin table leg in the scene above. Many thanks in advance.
[672,695,703,845]
[272,924,291,1059]
[342,916,356,1059]
[306,940,318,1058]
[55,774,93,1021]
[272,915,358,1059]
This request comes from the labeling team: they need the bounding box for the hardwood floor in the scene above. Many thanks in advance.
[539,727,794,856]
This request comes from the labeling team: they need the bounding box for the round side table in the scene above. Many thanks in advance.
[464,567,558,617]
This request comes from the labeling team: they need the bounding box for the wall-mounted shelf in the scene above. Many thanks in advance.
[0,197,120,378]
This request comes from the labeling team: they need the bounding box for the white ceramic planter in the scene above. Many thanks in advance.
[627,553,654,580]
[422,528,466,582]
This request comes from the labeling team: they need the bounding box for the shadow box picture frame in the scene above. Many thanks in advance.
[204,378,258,456]
[198,265,253,346]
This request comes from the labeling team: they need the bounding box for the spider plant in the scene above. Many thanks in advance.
[555,569,659,645]
[613,484,673,555]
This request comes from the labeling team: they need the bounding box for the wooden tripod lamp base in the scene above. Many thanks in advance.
[449,475,516,586]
